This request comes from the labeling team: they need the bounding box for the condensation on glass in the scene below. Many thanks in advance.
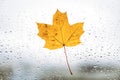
[0,0,120,80]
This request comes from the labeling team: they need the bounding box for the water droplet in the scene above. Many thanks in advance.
[9,51,12,53]
[6,57,9,60]
[90,49,93,51]
[5,51,8,53]
[95,36,97,38]
[4,31,7,33]
[88,33,91,35]
[0,45,3,47]
[8,18,10,21]
[9,31,12,33]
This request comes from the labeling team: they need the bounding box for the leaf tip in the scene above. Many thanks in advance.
[56,9,66,14]
[81,22,84,25]
[56,9,61,13]
[36,22,39,26]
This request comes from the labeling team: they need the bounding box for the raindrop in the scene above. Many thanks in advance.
[90,49,93,51]
[100,70,103,72]
[2,61,5,63]
[101,37,103,39]
[36,66,40,69]
[4,31,7,33]
[93,65,98,68]
[107,70,110,72]
[9,51,13,53]
[95,36,97,38]
[88,33,91,35]
[97,60,99,63]
[5,51,8,53]
[101,46,103,48]
[88,54,91,56]
[99,17,102,20]
[83,18,86,20]
[9,31,12,33]
[0,45,3,47]
[74,54,77,56]
[6,57,9,60]
[7,18,10,21]
[94,52,96,54]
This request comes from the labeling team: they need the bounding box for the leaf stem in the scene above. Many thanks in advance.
[63,46,73,75]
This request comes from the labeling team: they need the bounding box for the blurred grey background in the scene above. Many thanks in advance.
[0,0,120,80]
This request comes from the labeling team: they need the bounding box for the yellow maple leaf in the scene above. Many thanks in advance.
[36,9,84,75]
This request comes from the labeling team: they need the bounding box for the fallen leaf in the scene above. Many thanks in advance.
[36,9,84,75]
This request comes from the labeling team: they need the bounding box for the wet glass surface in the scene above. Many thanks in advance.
[0,0,120,80]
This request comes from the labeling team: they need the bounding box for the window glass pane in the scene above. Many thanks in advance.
[0,0,120,80]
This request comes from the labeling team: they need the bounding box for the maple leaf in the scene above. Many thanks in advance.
[36,9,84,75]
